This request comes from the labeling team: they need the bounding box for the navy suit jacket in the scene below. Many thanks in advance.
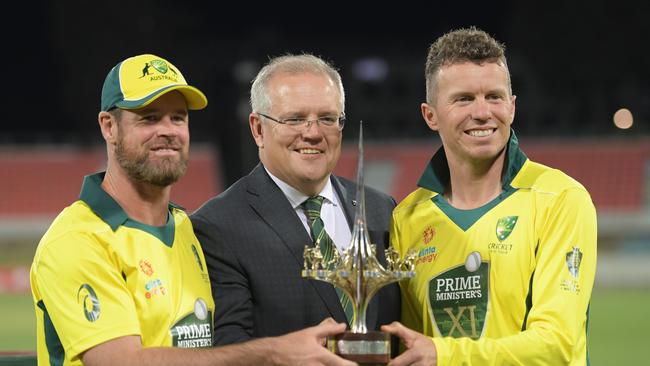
[191,164,400,346]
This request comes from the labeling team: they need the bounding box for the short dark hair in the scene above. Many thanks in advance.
[109,108,123,121]
[425,26,510,103]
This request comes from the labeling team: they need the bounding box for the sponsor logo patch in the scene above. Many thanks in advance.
[139,259,154,277]
[170,298,213,348]
[77,284,100,322]
[416,245,438,266]
[566,247,583,278]
[144,278,166,299]
[560,247,583,294]
[423,226,436,244]
[428,252,489,340]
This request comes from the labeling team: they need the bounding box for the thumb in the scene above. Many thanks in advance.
[313,320,347,338]
[319,317,338,326]
[381,321,414,342]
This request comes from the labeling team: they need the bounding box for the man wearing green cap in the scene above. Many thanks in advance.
[30,54,353,366]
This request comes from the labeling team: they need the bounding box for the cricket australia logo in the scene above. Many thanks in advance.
[496,216,518,241]
[427,252,489,340]
[566,247,583,278]
[140,59,179,81]
[77,284,100,322]
[150,59,169,74]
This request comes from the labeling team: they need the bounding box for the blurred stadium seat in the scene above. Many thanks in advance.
[0,145,222,219]
[1,138,648,292]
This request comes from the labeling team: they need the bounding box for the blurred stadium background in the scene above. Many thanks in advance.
[1,1,649,364]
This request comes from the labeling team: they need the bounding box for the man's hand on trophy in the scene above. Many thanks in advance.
[381,322,438,366]
[265,318,357,366]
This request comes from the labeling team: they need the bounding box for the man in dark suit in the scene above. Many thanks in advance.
[191,54,400,346]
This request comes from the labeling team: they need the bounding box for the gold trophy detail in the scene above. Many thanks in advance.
[302,122,416,365]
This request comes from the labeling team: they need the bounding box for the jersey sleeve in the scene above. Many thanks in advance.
[32,231,141,361]
[432,187,597,365]
[390,209,437,340]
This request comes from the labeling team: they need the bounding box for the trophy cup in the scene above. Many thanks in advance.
[302,122,416,365]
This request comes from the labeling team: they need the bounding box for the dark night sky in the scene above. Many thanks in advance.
[3,0,649,149]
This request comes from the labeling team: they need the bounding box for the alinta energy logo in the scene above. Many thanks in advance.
[139,59,179,82]
[416,245,438,266]
[77,284,100,322]
[489,216,518,255]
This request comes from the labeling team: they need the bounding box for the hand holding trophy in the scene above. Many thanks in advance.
[302,121,416,365]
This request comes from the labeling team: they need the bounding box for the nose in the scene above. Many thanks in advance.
[471,98,492,121]
[301,119,324,137]
[156,116,180,136]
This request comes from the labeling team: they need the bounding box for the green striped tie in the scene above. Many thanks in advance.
[303,196,355,326]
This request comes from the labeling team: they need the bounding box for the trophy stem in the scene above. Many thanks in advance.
[351,298,368,333]
[302,121,415,365]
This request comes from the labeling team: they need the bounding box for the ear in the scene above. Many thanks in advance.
[249,113,264,148]
[421,102,439,131]
[98,111,118,145]
[509,95,517,127]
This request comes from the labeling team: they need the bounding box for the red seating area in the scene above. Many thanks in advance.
[334,139,650,211]
[0,146,222,217]
[523,140,649,211]
[1,139,648,218]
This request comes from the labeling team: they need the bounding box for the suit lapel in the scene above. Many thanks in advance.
[246,165,308,264]
[246,165,347,323]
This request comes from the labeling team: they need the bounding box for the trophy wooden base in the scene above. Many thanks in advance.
[327,331,390,365]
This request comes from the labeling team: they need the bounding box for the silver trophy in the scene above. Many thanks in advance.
[302,121,416,365]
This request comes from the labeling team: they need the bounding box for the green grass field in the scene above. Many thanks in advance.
[0,293,35,351]
[587,288,648,365]
[1,288,648,363]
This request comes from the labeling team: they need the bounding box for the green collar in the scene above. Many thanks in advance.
[79,172,182,247]
[416,130,528,231]
[417,129,528,193]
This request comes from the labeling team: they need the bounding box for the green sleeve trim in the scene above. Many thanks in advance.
[37,300,64,366]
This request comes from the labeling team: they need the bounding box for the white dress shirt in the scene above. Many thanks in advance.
[265,168,352,253]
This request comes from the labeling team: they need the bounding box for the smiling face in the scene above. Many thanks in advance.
[112,91,190,186]
[250,72,343,196]
[422,61,516,167]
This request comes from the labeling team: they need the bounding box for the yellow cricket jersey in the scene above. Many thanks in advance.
[30,172,215,366]
[391,132,597,365]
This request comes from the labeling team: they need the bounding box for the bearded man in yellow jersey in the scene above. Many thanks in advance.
[383,28,597,366]
[30,54,353,366]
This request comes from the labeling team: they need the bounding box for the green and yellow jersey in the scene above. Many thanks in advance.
[391,132,597,365]
[31,173,214,366]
